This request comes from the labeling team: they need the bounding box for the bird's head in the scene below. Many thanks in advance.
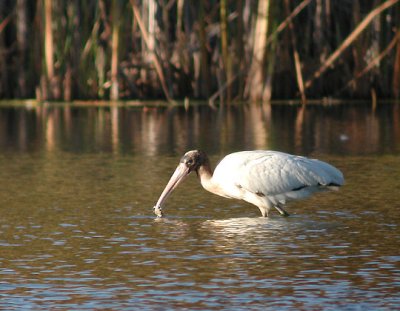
[153,150,208,217]
[180,150,207,173]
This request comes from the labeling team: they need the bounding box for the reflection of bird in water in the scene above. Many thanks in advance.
[153,150,344,218]
[203,217,280,236]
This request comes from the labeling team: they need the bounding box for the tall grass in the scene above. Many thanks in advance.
[0,0,398,101]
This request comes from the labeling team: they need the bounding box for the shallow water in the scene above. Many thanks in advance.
[0,103,399,310]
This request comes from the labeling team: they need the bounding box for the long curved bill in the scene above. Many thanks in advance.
[153,163,190,217]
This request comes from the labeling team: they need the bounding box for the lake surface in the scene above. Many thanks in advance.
[0,102,399,310]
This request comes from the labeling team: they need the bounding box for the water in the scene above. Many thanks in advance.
[0,102,399,310]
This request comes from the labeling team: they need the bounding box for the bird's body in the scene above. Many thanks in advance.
[153,150,344,217]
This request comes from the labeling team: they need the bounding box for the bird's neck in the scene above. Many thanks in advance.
[197,163,224,196]
[197,162,213,185]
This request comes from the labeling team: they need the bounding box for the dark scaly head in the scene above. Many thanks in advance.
[153,150,208,216]
[179,150,208,174]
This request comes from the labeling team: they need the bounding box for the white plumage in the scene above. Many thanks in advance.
[211,151,344,216]
[153,150,344,217]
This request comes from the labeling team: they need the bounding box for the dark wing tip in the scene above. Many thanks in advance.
[291,182,342,192]
[291,185,308,191]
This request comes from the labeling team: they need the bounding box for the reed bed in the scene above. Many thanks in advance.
[0,0,399,102]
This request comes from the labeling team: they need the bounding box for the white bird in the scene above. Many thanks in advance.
[153,150,344,217]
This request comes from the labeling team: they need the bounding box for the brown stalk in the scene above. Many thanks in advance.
[394,32,400,98]
[245,0,270,101]
[339,30,400,94]
[285,0,306,103]
[208,73,240,106]
[0,12,13,34]
[220,0,231,101]
[304,0,400,90]
[265,0,312,46]
[130,0,173,103]
[44,0,54,85]
[198,2,210,97]
[110,0,120,101]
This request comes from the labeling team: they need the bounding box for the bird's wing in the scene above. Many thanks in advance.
[214,151,343,198]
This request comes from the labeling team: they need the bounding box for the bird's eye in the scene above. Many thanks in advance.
[187,159,194,165]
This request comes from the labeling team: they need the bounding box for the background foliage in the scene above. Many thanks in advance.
[0,0,399,101]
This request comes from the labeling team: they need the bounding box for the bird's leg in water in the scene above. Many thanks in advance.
[274,204,290,217]
[258,206,269,217]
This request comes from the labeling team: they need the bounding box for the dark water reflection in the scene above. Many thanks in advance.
[0,102,399,310]
[0,102,399,155]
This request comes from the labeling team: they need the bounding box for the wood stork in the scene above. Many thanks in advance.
[153,150,344,217]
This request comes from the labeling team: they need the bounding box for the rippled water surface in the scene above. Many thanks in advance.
[0,103,399,310]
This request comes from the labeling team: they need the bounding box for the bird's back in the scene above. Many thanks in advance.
[212,150,344,206]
